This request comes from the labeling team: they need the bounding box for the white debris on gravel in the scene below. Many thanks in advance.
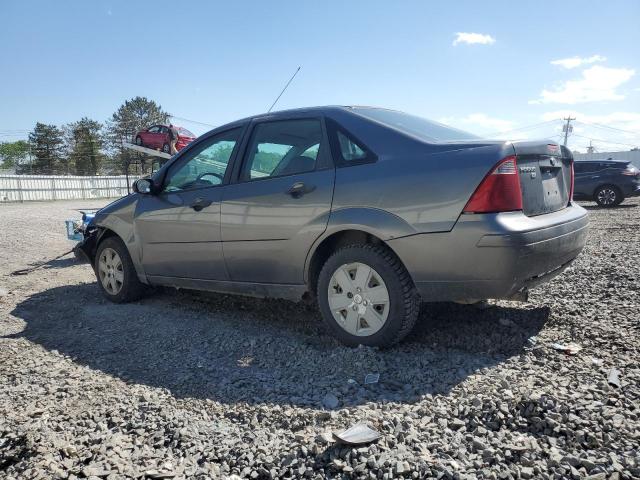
[1,199,639,479]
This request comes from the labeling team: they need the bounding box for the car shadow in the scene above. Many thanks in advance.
[8,284,549,408]
[41,257,78,269]
[581,203,638,210]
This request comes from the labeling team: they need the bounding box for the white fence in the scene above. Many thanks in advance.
[0,175,136,202]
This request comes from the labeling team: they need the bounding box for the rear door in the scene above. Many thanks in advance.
[135,127,244,280]
[574,162,599,196]
[513,142,573,216]
[220,117,335,284]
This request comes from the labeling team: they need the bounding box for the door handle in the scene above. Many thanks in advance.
[591,175,600,179]
[286,182,315,198]
[190,197,212,211]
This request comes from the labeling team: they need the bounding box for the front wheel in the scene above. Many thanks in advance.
[135,136,143,146]
[162,143,171,154]
[595,185,623,207]
[317,244,420,347]
[95,236,147,303]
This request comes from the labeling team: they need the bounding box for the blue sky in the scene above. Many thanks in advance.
[1,0,639,152]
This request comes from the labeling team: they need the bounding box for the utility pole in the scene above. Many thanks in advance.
[562,116,575,146]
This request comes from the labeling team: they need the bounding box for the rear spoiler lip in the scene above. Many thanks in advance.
[509,140,572,158]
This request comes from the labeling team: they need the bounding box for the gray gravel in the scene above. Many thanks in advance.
[1,199,639,479]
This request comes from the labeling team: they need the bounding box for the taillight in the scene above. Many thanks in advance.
[622,165,640,176]
[463,155,523,213]
[569,161,575,202]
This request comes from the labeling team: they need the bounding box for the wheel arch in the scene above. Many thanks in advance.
[304,228,409,299]
[79,227,121,266]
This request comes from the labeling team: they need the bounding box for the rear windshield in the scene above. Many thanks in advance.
[179,128,195,137]
[351,107,478,142]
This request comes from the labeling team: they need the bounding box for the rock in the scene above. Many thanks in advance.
[322,393,339,410]
[315,432,333,445]
[450,418,465,430]
[607,368,622,388]
[584,474,606,480]
[472,438,487,451]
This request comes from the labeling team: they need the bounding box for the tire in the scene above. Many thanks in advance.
[135,136,143,146]
[317,244,420,347]
[162,143,170,154]
[594,185,623,207]
[94,236,146,303]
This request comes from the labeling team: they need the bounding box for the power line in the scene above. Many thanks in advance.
[574,120,639,136]
[571,133,639,148]
[483,119,561,137]
[167,115,216,128]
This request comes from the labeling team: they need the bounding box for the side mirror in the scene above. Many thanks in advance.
[133,178,153,194]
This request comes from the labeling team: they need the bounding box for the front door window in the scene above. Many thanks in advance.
[163,128,242,192]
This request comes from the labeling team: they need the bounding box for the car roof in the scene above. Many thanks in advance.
[576,159,629,164]
[218,105,403,126]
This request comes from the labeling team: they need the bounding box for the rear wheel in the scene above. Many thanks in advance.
[317,244,420,347]
[95,236,146,303]
[595,185,623,207]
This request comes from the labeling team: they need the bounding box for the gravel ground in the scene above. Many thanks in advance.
[0,199,638,480]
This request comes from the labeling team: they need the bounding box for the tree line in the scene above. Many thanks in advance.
[0,96,170,175]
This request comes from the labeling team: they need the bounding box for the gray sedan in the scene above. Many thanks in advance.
[77,106,588,347]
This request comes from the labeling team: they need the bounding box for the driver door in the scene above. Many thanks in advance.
[135,127,244,280]
[144,126,162,148]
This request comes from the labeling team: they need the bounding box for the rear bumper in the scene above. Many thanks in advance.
[388,204,588,302]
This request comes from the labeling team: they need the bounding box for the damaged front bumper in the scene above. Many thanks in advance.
[67,211,100,265]
[73,227,101,266]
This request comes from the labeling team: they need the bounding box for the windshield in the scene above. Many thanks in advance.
[351,107,478,142]
[178,127,195,137]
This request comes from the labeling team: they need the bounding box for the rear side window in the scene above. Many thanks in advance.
[326,119,376,166]
[575,163,598,173]
[351,107,478,142]
[337,131,367,161]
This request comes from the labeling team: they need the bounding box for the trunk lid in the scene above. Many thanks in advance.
[512,141,572,216]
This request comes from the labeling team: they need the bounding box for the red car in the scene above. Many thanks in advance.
[134,125,196,153]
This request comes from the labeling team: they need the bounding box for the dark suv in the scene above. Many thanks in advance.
[574,160,640,207]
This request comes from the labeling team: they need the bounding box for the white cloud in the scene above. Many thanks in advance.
[452,32,495,46]
[531,65,635,104]
[458,113,514,132]
[439,114,527,138]
[550,55,606,69]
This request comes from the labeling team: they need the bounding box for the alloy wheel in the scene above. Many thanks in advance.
[328,262,390,336]
[98,247,124,295]
[597,188,617,206]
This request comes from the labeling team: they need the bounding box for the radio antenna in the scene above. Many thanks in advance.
[267,66,301,113]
